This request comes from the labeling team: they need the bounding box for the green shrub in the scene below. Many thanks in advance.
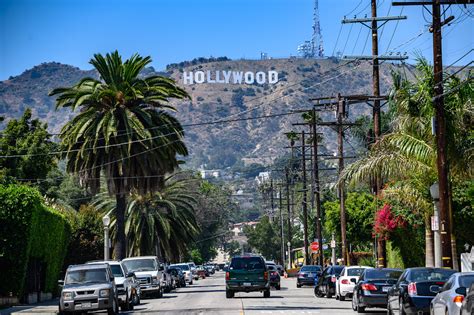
[0,184,70,297]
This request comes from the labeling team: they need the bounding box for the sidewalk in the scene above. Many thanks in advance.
[0,299,58,315]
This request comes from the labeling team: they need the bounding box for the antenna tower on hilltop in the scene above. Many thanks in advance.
[297,0,324,58]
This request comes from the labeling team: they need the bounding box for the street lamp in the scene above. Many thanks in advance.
[102,214,110,261]
[430,182,441,268]
[287,241,291,270]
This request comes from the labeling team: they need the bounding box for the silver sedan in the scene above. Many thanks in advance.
[431,272,474,315]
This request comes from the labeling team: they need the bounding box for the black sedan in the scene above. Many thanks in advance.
[267,264,281,290]
[387,267,456,315]
[297,265,322,288]
[352,268,402,313]
[315,265,345,298]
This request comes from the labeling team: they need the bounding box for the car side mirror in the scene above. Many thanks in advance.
[127,272,135,278]
[350,278,357,283]
[58,280,64,286]
[455,287,467,296]
[159,266,164,271]
[430,285,441,294]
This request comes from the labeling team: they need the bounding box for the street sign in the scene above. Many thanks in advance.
[431,216,439,231]
[310,241,319,251]
[323,244,328,250]
[330,240,336,248]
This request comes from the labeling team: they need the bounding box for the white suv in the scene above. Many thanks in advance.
[336,265,373,301]
[122,256,163,298]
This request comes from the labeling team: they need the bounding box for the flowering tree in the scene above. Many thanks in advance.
[373,204,406,240]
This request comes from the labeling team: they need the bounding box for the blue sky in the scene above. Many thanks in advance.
[0,0,472,80]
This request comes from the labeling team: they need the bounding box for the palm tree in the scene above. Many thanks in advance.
[95,174,200,261]
[50,51,190,259]
[341,58,473,266]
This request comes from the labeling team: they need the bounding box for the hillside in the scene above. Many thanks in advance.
[0,58,413,170]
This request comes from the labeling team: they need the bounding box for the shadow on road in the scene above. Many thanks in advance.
[175,289,225,294]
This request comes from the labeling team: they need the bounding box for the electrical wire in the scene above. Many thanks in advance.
[332,24,344,56]
[341,23,354,56]
[385,7,404,53]
[344,0,364,17]
[351,25,364,55]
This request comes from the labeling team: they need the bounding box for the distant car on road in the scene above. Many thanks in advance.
[297,265,322,288]
[121,256,164,298]
[168,267,186,288]
[351,268,402,313]
[266,264,281,290]
[169,263,194,285]
[196,265,207,279]
[314,265,345,298]
[58,263,119,315]
[431,272,474,315]
[275,265,284,276]
[225,255,271,298]
[387,267,456,315]
[335,265,372,301]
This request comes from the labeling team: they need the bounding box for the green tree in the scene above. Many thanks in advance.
[226,240,242,258]
[0,109,57,184]
[244,216,280,261]
[50,51,190,259]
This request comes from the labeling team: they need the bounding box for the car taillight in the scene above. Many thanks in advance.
[361,283,377,291]
[408,282,417,295]
[341,279,350,285]
[225,272,230,281]
[264,271,268,281]
[331,276,337,283]
[453,295,464,303]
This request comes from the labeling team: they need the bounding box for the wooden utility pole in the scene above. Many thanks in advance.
[278,183,286,268]
[311,108,324,266]
[301,131,310,265]
[337,95,349,265]
[285,166,292,267]
[391,0,473,271]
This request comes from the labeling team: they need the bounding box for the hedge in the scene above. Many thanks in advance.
[0,184,70,297]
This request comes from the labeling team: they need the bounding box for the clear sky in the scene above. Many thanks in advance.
[0,0,472,80]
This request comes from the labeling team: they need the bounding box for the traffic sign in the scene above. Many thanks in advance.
[330,240,336,248]
[310,241,319,251]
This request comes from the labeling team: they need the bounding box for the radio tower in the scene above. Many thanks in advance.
[297,0,324,58]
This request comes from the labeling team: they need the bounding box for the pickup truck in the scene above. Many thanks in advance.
[121,256,163,298]
[58,263,119,314]
[225,255,270,298]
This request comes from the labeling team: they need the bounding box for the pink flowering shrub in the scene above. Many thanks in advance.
[373,204,406,240]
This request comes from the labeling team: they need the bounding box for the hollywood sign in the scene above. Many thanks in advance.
[183,70,279,85]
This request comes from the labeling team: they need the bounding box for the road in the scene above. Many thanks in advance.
[3,272,387,315]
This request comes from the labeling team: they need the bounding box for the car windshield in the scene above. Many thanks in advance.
[122,259,156,272]
[347,268,366,277]
[66,269,107,284]
[409,269,456,282]
[267,265,276,271]
[459,275,474,288]
[171,264,190,271]
[366,269,402,280]
[230,257,264,270]
[301,266,321,272]
[110,265,124,277]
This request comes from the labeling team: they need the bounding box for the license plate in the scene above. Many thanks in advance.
[382,286,390,292]
[243,282,251,286]
[81,302,92,308]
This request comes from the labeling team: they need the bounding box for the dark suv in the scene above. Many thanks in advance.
[315,265,345,298]
[225,255,270,298]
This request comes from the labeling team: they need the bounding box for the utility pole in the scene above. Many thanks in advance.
[278,183,286,268]
[391,0,473,271]
[301,131,310,265]
[311,108,324,266]
[285,167,292,267]
[337,94,349,266]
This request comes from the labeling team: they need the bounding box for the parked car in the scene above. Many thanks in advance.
[161,264,175,293]
[204,264,215,275]
[336,266,372,301]
[218,263,226,271]
[314,265,345,298]
[196,265,207,279]
[169,263,194,285]
[266,264,281,290]
[461,282,474,315]
[187,262,199,280]
[275,265,284,276]
[431,272,474,315]
[351,268,402,313]
[225,255,271,298]
[58,263,119,315]
[297,265,322,288]
[168,267,186,288]
[86,260,135,310]
[387,267,456,315]
[121,256,164,298]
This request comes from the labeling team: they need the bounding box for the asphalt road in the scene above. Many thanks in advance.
[3,271,387,315]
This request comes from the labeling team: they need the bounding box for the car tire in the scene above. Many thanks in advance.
[132,292,140,305]
[226,290,234,298]
[121,293,130,311]
[340,295,345,301]
[315,286,322,297]
[352,293,358,311]
[276,284,281,290]
[108,298,118,315]
[326,285,333,298]
[157,288,163,298]
[190,280,193,285]
[264,289,270,298]
[357,306,366,313]
[297,283,301,288]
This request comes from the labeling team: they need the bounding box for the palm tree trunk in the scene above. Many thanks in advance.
[425,216,434,267]
[113,193,127,260]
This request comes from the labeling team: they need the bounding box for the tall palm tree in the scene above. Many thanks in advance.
[50,51,190,259]
[341,58,473,266]
[95,174,200,261]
